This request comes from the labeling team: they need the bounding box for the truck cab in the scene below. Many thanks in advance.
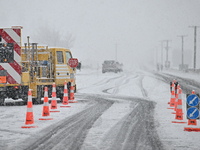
[21,46,76,104]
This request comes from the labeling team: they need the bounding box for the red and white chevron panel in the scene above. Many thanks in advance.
[0,28,21,84]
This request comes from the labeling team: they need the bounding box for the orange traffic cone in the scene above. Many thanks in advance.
[192,90,195,94]
[172,85,179,114]
[175,89,184,119]
[168,82,175,105]
[50,83,60,112]
[188,119,197,125]
[170,80,175,93]
[168,84,176,109]
[60,81,71,107]
[69,79,78,103]
[184,127,200,132]
[21,90,38,128]
[174,84,180,111]
[172,89,187,124]
[39,87,53,120]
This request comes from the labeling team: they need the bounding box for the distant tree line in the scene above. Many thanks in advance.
[33,26,75,49]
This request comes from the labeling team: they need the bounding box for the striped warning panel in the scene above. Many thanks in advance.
[0,28,21,84]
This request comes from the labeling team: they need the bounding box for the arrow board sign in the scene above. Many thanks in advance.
[187,107,200,119]
[187,94,199,107]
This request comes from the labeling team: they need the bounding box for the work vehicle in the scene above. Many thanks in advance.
[102,60,123,73]
[0,27,76,105]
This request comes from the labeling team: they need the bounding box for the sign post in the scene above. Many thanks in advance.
[68,58,78,79]
[184,93,200,131]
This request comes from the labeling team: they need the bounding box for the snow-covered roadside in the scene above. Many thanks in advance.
[142,70,200,150]
[0,102,88,150]
[162,69,200,81]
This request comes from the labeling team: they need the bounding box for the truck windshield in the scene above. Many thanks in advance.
[65,51,72,64]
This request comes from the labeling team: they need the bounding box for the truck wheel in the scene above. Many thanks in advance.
[68,87,70,98]
[56,86,63,103]
[32,98,37,104]
[37,90,42,104]
[34,86,42,104]
[22,95,28,105]
[0,98,5,106]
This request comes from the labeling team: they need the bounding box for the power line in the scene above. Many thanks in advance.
[189,26,200,70]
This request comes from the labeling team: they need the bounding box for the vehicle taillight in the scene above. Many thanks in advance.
[14,86,18,89]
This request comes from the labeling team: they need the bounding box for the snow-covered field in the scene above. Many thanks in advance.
[1,66,200,150]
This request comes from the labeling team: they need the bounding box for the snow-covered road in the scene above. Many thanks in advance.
[1,67,200,150]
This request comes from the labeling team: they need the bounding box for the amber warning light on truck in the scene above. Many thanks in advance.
[68,58,78,68]
[0,76,6,83]
[0,70,7,84]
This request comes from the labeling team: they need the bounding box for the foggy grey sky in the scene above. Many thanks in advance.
[1,0,200,68]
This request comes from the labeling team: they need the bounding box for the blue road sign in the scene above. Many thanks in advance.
[187,94,199,107]
[187,107,199,119]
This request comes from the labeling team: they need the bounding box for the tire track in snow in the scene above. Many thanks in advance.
[78,73,125,92]
[102,75,139,94]
[137,75,148,98]
[10,95,114,150]
[98,97,163,150]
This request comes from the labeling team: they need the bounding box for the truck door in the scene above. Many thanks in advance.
[55,51,69,81]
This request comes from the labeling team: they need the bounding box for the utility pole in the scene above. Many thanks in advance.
[160,41,163,70]
[115,44,118,61]
[163,40,171,68]
[189,26,200,71]
[155,47,158,70]
[177,35,187,66]
[156,47,158,65]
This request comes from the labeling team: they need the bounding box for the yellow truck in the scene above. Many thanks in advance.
[0,27,76,105]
